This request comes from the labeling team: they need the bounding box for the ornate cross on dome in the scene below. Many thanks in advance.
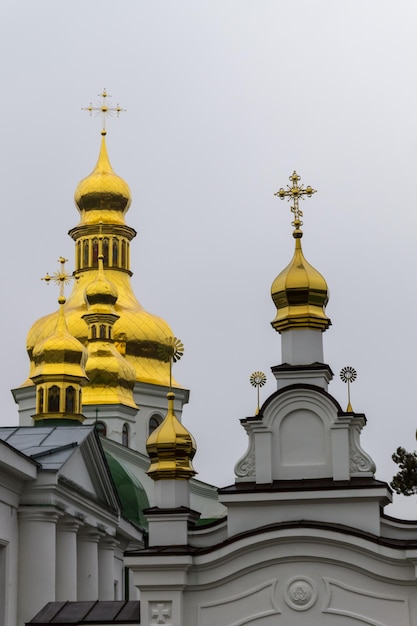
[82,89,126,135]
[41,257,78,303]
[274,171,316,230]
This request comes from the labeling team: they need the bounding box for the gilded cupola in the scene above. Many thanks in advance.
[24,91,178,392]
[74,133,131,226]
[271,171,331,333]
[146,339,196,480]
[147,391,196,480]
[30,263,88,425]
[82,246,138,409]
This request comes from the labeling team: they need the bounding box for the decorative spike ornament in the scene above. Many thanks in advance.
[340,366,357,412]
[250,371,267,415]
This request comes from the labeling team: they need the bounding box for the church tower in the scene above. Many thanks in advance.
[13,90,189,452]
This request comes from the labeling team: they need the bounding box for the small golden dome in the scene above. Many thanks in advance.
[31,299,88,381]
[74,135,131,226]
[271,230,331,332]
[85,254,118,312]
[146,392,196,480]
[82,340,138,408]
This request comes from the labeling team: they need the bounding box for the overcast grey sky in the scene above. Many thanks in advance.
[1,1,417,518]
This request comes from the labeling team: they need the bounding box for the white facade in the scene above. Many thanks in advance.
[126,326,417,626]
[0,427,143,626]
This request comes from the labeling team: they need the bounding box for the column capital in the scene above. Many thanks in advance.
[18,506,62,524]
[78,526,102,543]
[57,516,84,533]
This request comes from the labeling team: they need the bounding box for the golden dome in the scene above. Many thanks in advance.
[146,392,196,480]
[24,135,178,392]
[25,271,176,387]
[85,254,118,312]
[81,252,138,409]
[271,229,331,332]
[31,298,88,382]
[74,134,131,226]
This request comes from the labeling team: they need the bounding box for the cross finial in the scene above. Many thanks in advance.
[41,257,78,303]
[274,171,316,233]
[82,88,126,136]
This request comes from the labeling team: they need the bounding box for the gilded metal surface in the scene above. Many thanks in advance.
[25,136,177,390]
[31,300,88,381]
[271,172,330,333]
[81,251,138,409]
[340,366,357,412]
[74,135,131,226]
[274,170,316,232]
[42,257,78,300]
[146,391,196,480]
[82,89,126,134]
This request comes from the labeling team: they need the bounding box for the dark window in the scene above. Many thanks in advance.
[99,324,106,339]
[83,240,89,267]
[112,239,118,266]
[103,238,109,267]
[122,423,129,447]
[48,385,60,412]
[91,325,97,339]
[95,421,107,437]
[149,415,162,436]
[65,386,75,413]
[38,387,44,413]
[92,239,99,267]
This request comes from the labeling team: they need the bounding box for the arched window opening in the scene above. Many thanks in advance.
[99,324,106,339]
[149,415,162,437]
[95,421,107,437]
[48,385,60,413]
[121,240,126,268]
[65,386,75,413]
[38,387,44,413]
[92,239,99,267]
[91,325,97,339]
[103,238,109,267]
[83,240,89,267]
[112,239,119,266]
[122,423,129,447]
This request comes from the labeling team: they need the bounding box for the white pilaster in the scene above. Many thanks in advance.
[127,554,192,626]
[18,507,61,626]
[153,479,190,509]
[56,518,82,601]
[77,527,100,600]
[98,537,117,600]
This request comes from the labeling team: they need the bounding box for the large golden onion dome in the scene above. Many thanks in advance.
[271,228,331,332]
[24,134,177,390]
[146,392,196,480]
[74,134,131,226]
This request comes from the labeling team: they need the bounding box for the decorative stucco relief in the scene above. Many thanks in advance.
[199,579,280,626]
[349,422,376,475]
[235,436,256,477]
[323,578,409,626]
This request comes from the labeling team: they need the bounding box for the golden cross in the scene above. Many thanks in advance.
[274,171,316,230]
[41,257,77,303]
[82,89,126,135]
